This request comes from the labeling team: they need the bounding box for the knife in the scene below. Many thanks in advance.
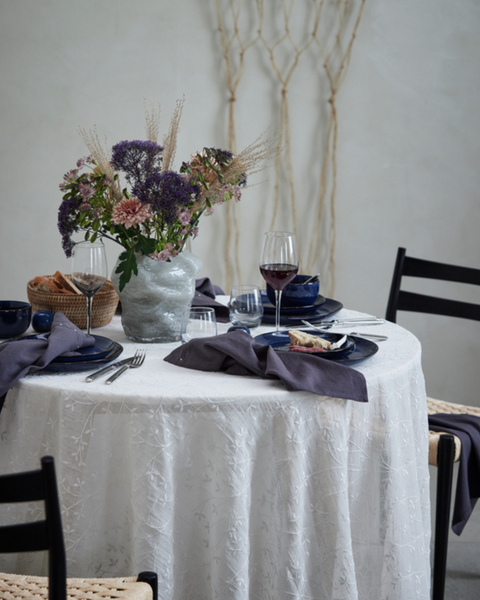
[85,357,135,382]
[321,318,385,326]
[298,318,386,327]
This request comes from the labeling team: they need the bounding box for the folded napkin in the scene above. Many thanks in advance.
[164,331,368,402]
[0,312,95,409]
[428,413,480,535]
[193,277,229,322]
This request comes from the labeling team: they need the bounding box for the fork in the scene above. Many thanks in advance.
[105,350,146,384]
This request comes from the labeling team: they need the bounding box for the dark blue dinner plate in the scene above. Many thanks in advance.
[261,296,343,325]
[6,334,115,363]
[41,341,124,372]
[261,291,326,315]
[254,329,378,363]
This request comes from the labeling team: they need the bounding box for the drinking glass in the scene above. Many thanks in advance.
[259,231,299,332]
[228,285,264,329]
[181,307,217,343]
[71,239,108,335]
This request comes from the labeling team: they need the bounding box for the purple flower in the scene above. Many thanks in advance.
[137,171,199,225]
[57,195,83,256]
[111,140,164,189]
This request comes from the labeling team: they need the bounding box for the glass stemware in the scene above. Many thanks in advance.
[71,239,108,335]
[259,231,299,332]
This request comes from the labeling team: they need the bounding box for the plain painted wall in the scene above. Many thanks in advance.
[1,0,479,406]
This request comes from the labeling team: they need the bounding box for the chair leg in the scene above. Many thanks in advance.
[137,571,158,600]
[432,434,455,600]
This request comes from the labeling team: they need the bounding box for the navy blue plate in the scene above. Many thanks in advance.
[6,334,115,363]
[254,329,378,362]
[41,341,124,372]
[261,291,326,315]
[261,297,343,325]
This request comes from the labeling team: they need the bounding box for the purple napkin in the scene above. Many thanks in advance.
[164,331,368,402]
[193,277,229,322]
[0,312,95,403]
[428,413,480,535]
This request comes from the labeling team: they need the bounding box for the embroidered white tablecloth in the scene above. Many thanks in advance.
[0,307,430,599]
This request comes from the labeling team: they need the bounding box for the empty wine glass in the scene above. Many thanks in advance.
[228,285,264,329]
[181,307,217,343]
[259,231,299,332]
[71,239,108,335]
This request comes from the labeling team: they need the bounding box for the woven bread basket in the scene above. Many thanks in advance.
[27,275,119,329]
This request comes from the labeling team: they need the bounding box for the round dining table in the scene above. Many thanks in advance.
[0,304,431,600]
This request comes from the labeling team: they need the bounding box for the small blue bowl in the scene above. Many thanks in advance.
[0,301,32,339]
[32,310,54,333]
[266,274,320,308]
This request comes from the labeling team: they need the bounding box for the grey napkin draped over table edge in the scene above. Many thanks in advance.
[164,331,369,402]
[0,312,95,410]
[428,413,480,535]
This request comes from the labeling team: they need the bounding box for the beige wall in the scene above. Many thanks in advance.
[1,0,479,405]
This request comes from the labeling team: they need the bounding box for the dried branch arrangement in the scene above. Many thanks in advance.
[215,0,366,295]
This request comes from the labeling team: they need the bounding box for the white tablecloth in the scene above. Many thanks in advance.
[0,306,431,599]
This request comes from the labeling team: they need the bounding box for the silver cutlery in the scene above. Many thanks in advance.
[105,350,146,384]
[300,318,385,330]
[303,273,320,284]
[85,350,144,382]
[300,320,388,341]
[349,331,388,341]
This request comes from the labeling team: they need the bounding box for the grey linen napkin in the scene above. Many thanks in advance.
[0,312,95,403]
[428,413,480,535]
[193,277,229,323]
[164,331,368,402]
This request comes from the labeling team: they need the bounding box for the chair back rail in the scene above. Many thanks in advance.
[386,247,480,323]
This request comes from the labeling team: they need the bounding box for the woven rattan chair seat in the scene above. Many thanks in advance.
[0,572,153,600]
[427,397,480,466]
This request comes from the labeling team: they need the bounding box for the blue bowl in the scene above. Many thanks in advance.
[266,274,320,308]
[32,310,54,333]
[0,301,32,339]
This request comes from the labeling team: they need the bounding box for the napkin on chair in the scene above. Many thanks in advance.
[0,312,95,408]
[164,331,368,402]
[428,413,480,535]
[193,277,229,322]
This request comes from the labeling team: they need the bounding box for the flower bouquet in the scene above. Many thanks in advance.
[58,100,274,341]
[58,99,273,292]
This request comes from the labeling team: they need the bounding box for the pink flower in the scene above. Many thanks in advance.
[178,210,191,226]
[111,198,152,229]
[149,243,179,262]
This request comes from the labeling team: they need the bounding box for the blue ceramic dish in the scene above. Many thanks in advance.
[32,310,54,333]
[266,274,320,307]
[0,301,32,339]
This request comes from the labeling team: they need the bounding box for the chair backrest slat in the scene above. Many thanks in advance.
[0,456,67,600]
[386,247,480,323]
[398,291,480,321]
[0,470,45,503]
[0,521,50,553]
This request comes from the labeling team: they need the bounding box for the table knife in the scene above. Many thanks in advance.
[299,318,385,327]
[85,357,135,382]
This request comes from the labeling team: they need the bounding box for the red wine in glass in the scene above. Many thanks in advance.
[259,232,299,332]
[259,263,298,290]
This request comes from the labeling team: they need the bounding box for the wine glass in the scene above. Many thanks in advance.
[259,231,299,332]
[71,239,108,335]
[228,285,264,329]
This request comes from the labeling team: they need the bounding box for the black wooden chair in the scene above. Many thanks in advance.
[386,247,480,600]
[0,455,158,600]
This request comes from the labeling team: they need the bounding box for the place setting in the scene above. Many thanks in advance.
[254,231,386,363]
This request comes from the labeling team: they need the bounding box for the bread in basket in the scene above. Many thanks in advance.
[27,274,119,329]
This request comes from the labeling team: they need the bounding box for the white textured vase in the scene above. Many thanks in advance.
[111,251,202,343]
